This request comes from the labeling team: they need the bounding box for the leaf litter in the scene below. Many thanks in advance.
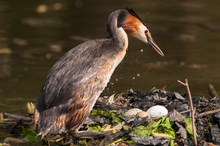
[0,84,220,146]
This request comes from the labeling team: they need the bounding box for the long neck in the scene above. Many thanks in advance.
[107,10,128,50]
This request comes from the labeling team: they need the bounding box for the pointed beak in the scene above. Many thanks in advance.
[129,23,164,56]
[145,31,164,56]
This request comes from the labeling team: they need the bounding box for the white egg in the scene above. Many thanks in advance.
[146,105,168,119]
[124,108,143,117]
[136,111,149,118]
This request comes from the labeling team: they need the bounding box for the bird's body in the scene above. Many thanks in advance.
[35,8,164,137]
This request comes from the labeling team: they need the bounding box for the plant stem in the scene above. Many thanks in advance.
[178,79,197,146]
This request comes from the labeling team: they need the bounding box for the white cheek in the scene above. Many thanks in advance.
[131,24,148,43]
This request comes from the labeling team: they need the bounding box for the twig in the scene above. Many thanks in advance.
[197,108,220,118]
[178,79,197,146]
[3,113,32,122]
[180,110,191,114]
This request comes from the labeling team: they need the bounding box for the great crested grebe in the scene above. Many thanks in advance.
[34,8,164,138]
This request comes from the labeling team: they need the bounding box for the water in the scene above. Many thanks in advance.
[0,0,220,115]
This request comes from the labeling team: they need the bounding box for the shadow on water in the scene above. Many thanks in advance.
[0,0,220,115]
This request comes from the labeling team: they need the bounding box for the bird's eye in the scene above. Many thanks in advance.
[145,30,148,33]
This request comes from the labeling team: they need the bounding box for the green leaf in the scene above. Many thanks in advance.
[91,109,105,116]
[170,139,175,146]
[113,117,121,124]
[133,117,176,139]
[150,118,162,130]
[78,139,88,146]
[133,125,152,137]
[89,125,102,131]
[21,128,41,142]
[158,117,175,137]
[133,118,162,137]
[91,109,123,124]
[184,117,195,139]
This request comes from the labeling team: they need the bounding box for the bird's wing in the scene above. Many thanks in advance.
[37,39,111,110]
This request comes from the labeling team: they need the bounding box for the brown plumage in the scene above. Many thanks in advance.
[34,8,164,138]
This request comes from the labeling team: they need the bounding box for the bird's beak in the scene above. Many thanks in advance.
[129,24,164,56]
[145,31,164,56]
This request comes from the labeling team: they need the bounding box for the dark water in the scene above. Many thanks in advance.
[0,0,220,115]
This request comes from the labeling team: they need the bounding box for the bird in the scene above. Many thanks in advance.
[34,8,164,138]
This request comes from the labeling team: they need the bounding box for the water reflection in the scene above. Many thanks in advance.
[0,0,219,115]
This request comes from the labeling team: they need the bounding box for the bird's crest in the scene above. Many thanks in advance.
[126,8,146,26]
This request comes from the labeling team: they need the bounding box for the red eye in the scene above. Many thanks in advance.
[145,30,148,33]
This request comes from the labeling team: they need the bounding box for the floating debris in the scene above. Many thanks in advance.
[12,38,28,46]
[36,4,48,13]
[52,3,63,11]
[208,84,219,98]
[0,48,12,55]
[49,44,63,53]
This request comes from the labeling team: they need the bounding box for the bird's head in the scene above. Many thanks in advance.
[119,8,164,56]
